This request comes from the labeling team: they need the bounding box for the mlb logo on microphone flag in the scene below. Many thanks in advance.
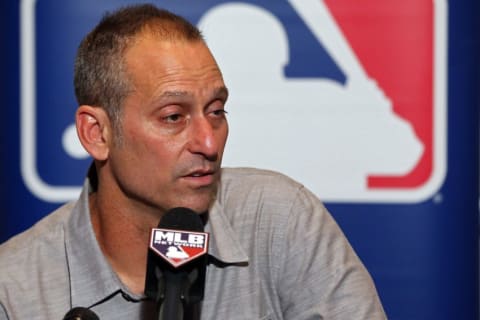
[149,228,209,268]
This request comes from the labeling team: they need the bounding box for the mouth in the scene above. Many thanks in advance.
[186,168,215,177]
[181,168,217,187]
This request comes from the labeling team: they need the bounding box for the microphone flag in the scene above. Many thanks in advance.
[149,228,209,268]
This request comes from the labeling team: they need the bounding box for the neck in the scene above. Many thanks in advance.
[89,192,160,295]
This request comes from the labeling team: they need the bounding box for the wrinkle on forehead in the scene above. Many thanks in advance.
[126,35,221,81]
[154,86,229,102]
[122,36,226,107]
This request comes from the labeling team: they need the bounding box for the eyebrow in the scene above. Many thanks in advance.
[214,86,229,99]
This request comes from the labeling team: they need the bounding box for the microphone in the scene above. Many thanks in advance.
[144,207,209,320]
[62,307,99,320]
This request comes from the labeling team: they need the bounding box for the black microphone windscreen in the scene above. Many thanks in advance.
[158,207,204,232]
[62,307,99,320]
[145,207,208,317]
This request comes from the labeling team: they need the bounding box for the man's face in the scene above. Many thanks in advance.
[106,34,228,216]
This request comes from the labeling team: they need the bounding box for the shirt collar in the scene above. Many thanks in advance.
[205,200,249,265]
[64,166,248,308]
[65,171,130,309]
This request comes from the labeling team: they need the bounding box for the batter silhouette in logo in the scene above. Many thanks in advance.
[24,0,443,203]
[166,246,189,260]
[198,1,423,200]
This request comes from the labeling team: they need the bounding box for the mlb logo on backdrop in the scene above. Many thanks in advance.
[20,0,447,203]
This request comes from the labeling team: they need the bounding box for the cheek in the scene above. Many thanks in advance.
[137,136,185,176]
[224,124,229,142]
[123,123,164,156]
[218,125,229,153]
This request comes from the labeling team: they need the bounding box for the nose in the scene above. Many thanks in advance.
[188,116,224,161]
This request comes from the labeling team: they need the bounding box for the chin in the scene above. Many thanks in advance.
[183,195,216,214]
[185,202,213,215]
[165,187,217,214]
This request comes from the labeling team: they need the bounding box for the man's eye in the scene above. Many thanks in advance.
[164,114,182,123]
[211,109,228,117]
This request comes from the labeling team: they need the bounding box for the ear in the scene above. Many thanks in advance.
[76,105,112,161]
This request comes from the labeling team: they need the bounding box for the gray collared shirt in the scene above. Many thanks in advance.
[0,168,386,319]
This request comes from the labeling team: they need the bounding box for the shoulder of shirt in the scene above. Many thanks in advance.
[218,167,315,211]
[220,167,304,191]
[0,202,76,316]
[0,201,76,266]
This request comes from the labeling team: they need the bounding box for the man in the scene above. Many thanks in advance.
[0,4,386,319]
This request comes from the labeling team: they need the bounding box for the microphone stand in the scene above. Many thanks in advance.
[158,269,187,320]
[145,208,208,320]
[145,251,206,320]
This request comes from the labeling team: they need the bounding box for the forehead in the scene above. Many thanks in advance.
[124,34,225,92]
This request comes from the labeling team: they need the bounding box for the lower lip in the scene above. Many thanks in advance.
[182,174,216,187]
